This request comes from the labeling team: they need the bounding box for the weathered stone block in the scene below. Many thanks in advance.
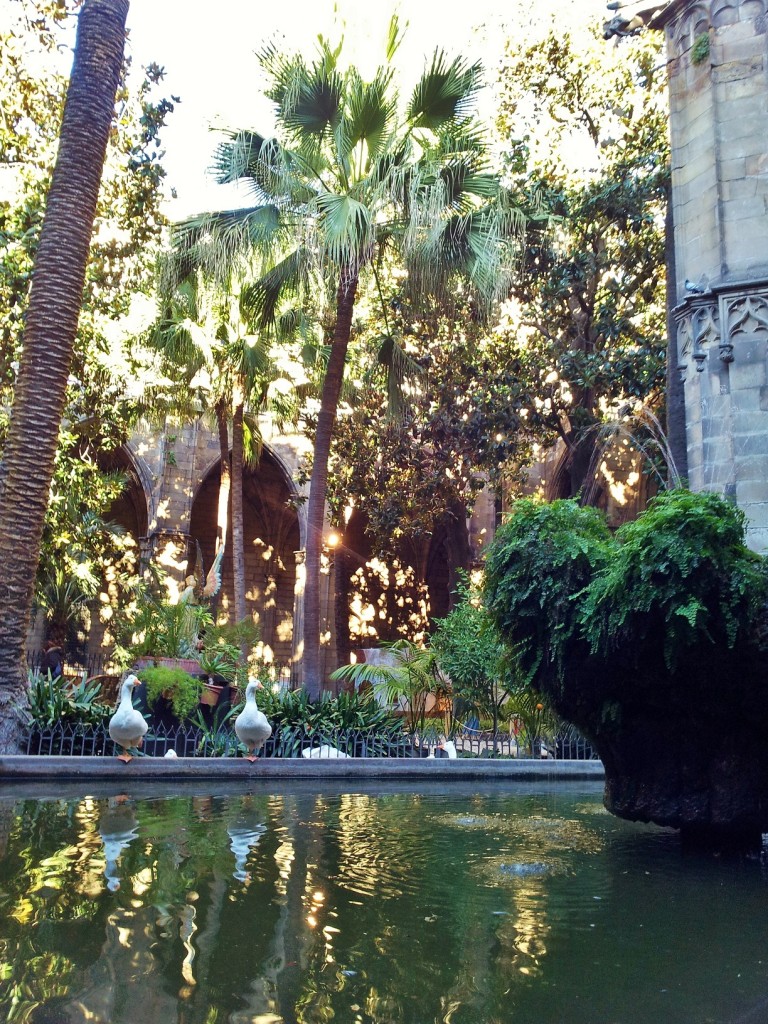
[718,112,766,143]
[721,155,749,180]
[740,501,768,532]
[731,431,768,457]
[730,362,767,393]
[744,527,768,555]
[735,479,768,505]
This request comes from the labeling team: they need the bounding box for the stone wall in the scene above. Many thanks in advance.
[658,0,768,550]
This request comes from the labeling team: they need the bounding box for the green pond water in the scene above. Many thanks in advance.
[0,780,767,1024]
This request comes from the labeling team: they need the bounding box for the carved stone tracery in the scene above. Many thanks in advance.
[725,293,768,338]
[692,302,720,370]
[677,313,694,380]
[677,288,768,377]
[636,0,768,54]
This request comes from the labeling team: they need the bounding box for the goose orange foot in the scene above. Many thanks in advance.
[117,753,133,763]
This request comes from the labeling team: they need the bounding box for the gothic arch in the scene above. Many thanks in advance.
[339,505,470,655]
[189,445,300,670]
[99,444,151,543]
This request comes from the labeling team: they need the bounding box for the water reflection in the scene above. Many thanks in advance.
[225,798,268,880]
[97,797,138,892]
[0,786,766,1023]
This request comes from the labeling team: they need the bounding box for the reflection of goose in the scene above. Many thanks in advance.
[98,798,138,892]
[234,680,272,762]
[109,674,148,762]
[228,823,267,881]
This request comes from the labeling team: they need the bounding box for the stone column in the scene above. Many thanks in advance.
[656,0,768,551]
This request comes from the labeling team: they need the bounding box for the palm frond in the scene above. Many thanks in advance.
[344,67,397,170]
[385,12,407,62]
[241,414,264,467]
[406,52,483,131]
[376,333,423,422]
[271,46,344,148]
[315,192,374,266]
[173,206,283,284]
[241,246,311,330]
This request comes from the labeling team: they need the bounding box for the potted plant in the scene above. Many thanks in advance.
[116,589,213,673]
[138,665,203,722]
[197,643,239,706]
[196,620,262,706]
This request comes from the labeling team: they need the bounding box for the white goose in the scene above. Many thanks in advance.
[109,674,148,762]
[234,680,272,762]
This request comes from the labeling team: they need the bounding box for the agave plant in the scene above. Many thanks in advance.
[23,670,112,729]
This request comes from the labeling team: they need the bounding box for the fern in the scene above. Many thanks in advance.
[484,498,611,685]
[580,489,768,671]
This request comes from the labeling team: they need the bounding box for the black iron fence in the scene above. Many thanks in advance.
[21,720,598,760]
[26,649,114,678]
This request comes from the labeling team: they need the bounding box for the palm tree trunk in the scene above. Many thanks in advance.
[215,400,232,557]
[231,388,247,634]
[0,0,128,750]
[302,269,358,699]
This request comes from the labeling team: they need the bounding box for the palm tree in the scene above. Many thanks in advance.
[146,269,302,630]
[0,0,129,748]
[179,21,522,698]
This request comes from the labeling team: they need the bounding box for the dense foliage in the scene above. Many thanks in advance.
[484,498,611,686]
[328,298,533,555]
[484,491,768,696]
[430,575,512,734]
[139,666,202,721]
[255,687,401,734]
[580,490,768,671]
[495,25,669,497]
[23,670,112,728]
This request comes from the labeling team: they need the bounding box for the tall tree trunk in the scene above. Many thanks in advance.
[664,192,688,482]
[333,545,351,670]
[231,388,247,636]
[214,399,232,557]
[302,269,358,699]
[0,0,128,750]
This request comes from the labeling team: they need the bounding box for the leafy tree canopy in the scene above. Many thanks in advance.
[494,24,669,497]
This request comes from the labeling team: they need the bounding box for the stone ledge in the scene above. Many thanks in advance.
[0,755,605,782]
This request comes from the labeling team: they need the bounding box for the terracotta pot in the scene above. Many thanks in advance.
[200,681,224,707]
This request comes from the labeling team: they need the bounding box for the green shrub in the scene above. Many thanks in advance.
[139,666,202,721]
[330,640,445,733]
[484,490,768,693]
[115,595,213,663]
[691,32,710,65]
[24,671,113,728]
[484,498,612,685]
[254,686,401,735]
[431,575,511,734]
